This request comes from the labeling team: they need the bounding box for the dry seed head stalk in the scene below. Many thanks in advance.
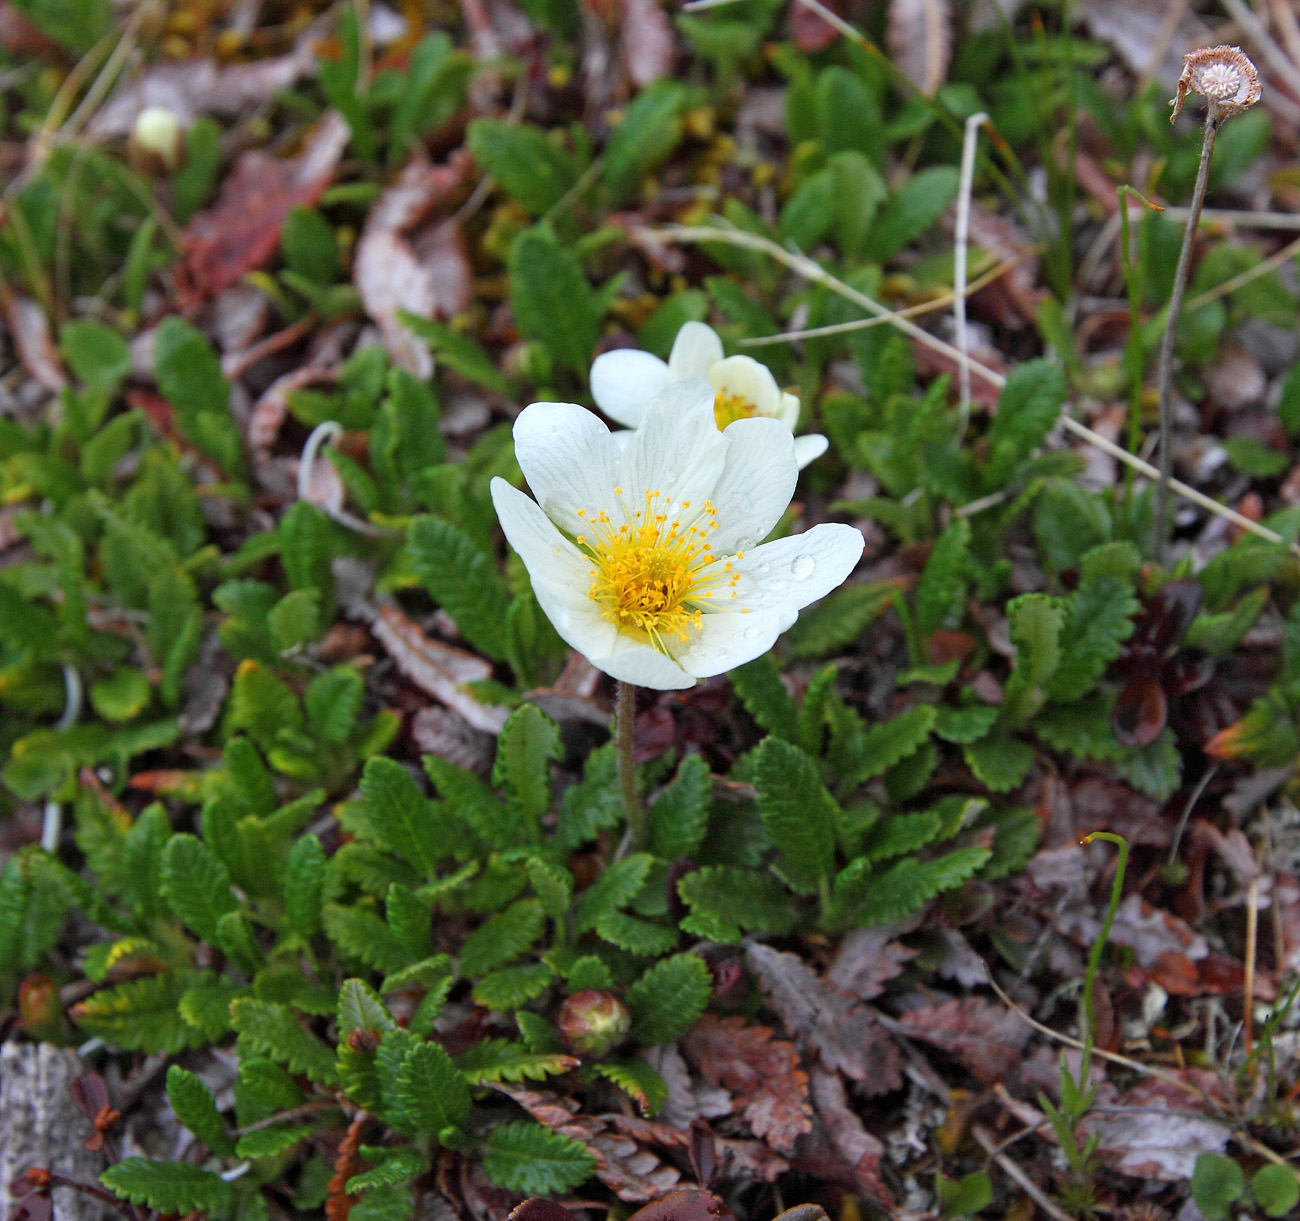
[1170,45,1261,122]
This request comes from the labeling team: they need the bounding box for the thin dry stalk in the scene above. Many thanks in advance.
[954,111,990,431]
[1244,874,1260,1058]
[636,223,1300,557]
[971,1124,1074,1221]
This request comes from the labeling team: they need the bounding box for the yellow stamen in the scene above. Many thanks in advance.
[582,489,730,652]
[714,391,758,430]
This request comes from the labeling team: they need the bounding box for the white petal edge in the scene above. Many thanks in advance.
[596,639,696,690]
[512,401,623,535]
[617,378,728,517]
[777,392,801,429]
[590,348,670,427]
[727,524,865,616]
[678,609,787,677]
[705,416,798,555]
[709,355,784,416]
[667,321,724,380]
[794,433,830,469]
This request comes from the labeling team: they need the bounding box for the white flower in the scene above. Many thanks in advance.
[490,378,863,691]
[590,321,830,470]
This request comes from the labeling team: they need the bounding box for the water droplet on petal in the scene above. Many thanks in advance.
[758,563,770,574]
[791,554,816,580]
[744,626,763,640]
[735,536,757,552]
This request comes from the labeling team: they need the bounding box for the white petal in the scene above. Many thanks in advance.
[667,321,724,380]
[709,355,784,416]
[512,401,622,535]
[705,417,798,554]
[794,433,830,469]
[590,348,670,427]
[616,378,728,516]
[777,392,801,428]
[611,429,634,452]
[727,523,865,616]
[492,477,616,652]
[678,609,786,677]
[597,640,696,690]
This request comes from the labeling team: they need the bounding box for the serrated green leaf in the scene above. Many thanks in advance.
[867,811,943,860]
[932,703,999,744]
[284,834,326,939]
[231,998,338,1084]
[159,834,237,943]
[102,1159,234,1215]
[785,582,897,658]
[166,1066,235,1155]
[526,857,573,920]
[398,312,510,395]
[468,119,580,215]
[228,660,302,745]
[178,977,245,1040]
[73,971,211,1054]
[508,225,601,375]
[1002,594,1064,727]
[591,1059,668,1116]
[339,978,398,1037]
[916,518,971,635]
[964,734,1036,793]
[626,953,712,1045]
[1047,575,1138,701]
[730,654,798,741]
[236,1123,315,1159]
[458,1037,578,1084]
[676,867,794,934]
[397,1038,472,1138]
[346,1151,426,1195]
[483,1122,597,1194]
[556,743,623,848]
[472,962,555,1010]
[407,516,512,660]
[493,703,561,831]
[595,910,679,955]
[575,853,653,932]
[985,361,1066,487]
[649,754,711,858]
[753,737,837,894]
[324,903,411,975]
[359,757,442,876]
[602,80,686,204]
[866,166,959,261]
[845,704,938,789]
[459,898,546,977]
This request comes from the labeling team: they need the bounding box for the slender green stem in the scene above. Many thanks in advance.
[1078,830,1130,1077]
[1117,187,1161,495]
[1154,116,1219,563]
[616,681,647,848]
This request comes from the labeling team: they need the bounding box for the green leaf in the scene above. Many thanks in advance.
[237,1124,315,1159]
[868,811,943,860]
[324,904,411,975]
[72,971,210,1054]
[985,361,1066,487]
[866,166,959,261]
[101,1160,234,1216]
[1001,594,1064,727]
[1224,435,1288,478]
[784,581,896,659]
[468,119,580,216]
[730,655,798,741]
[160,834,238,943]
[397,313,510,395]
[676,867,795,935]
[284,834,326,938]
[937,1172,994,1217]
[602,81,686,204]
[483,1122,597,1194]
[305,666,366,743]
[493,704,561,831]
[397,1039,472,1136]
[360,757,442,876]
[964,734,1036,793]
[166,1066,235,1155]
[916,518,970,635]
[1047,573,1138,701]
[1252,1164,1300,1217]
[508,225,601,375]
[932,704,999,744]
[591,1059,668,1116]
[458,1037,578,1084]
[282,206,340,283]
[525,857,573,920]
[152,317,245,476]
[848,704,937,788]
[753,738,837,893]
[459,899,546,977]
[595,910,679,955]
[1191,1153,1246,1221]
[472,962,556,1010]
[556,743,623,848]
[61,319,131,391]
[339,979,398,1037]
[649,754,712,858]
[231,998,339,1084]
[854,847,990,926]
[575,854,653,932]
[407,516,513,661]
[346,1151,426,1195]
[268,589,321,652]
[626,953,712,1045]
[228,660,302,745]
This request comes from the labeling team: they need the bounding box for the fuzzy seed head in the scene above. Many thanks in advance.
[1170,45,1261,122]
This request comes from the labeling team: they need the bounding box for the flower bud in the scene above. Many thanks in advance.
[556,989,630,1058]
[129,106,185,176]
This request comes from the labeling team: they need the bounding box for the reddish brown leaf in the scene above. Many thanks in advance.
[620,0,675,86]
[827,926,918,1001]
[1111,677,1167,748]
[891,997,1030,1086]
[681,1015,812,1155]
[788,0,841,53]
[744,943,904,1093]
[7,295,64,394]
[177,112,349,301]
[629,1189,733,1221]
[508,1201,577,1221]
[808,1068,892,1207]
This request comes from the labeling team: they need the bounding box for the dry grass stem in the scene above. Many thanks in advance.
[955,111,990,430]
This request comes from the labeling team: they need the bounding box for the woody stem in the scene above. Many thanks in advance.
[616,681,647,849]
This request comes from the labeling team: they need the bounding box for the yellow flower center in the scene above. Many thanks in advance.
[575,491,742,652]
[713,391,757,430]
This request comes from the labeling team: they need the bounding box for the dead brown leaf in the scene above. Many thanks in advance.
[788,0,842,54]
[177,112,348,302]
[891,996,1030,1086]
[885,0,952,96]
[744,943,903,1094]
[7,295,65,394]
[681,1015,812,1155]
[620,0,675,86]
[827,925,918,1001]
[808,1068,892,1207]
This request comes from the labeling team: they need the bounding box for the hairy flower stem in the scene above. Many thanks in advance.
[1153,116,1218,563]
[616,681,647,848]
[1079,831,1130,1075]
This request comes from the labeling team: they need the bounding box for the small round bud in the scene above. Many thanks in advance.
[556,989,630,1058]
[129,106,185,176]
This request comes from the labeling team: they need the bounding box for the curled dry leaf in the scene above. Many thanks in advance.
[371,605,510,734]
[744,943,903,1094]
[640,1044,731,1130]
[890,996,1030,1086]
[681,1014,812,1155]
[620,0,675,87]
[177,112,350,301]
[1060,893,1208,970]
[827,925,918,1001]
[885,0,952,97]
[808,1068,892,1207]
[7,295,65,394]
